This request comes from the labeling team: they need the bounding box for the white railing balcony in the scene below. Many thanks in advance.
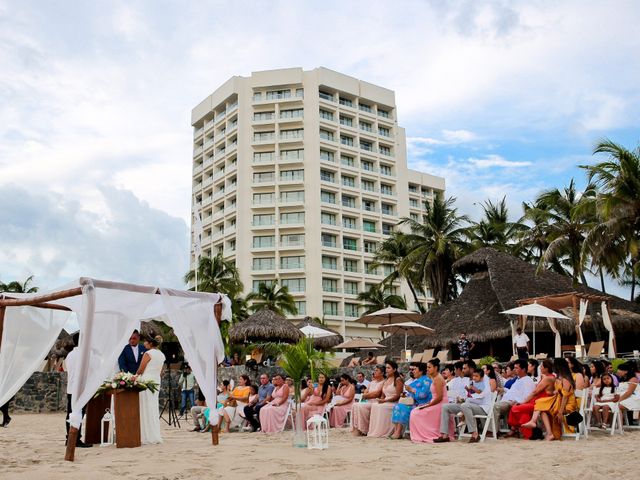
[202,177,214,188]
[213,189,225,199]
[194,127,204,137]
[280,154,304,163]
[193,163,204,174]
[213,170,225,180]
[281,241,305,248]
[279,132,304,141]
[253,133,276,143]
[193,145,204,155]
[202,196,213,207]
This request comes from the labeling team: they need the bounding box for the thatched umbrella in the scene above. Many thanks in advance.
[229,308,303,344]
[296,317,343,349]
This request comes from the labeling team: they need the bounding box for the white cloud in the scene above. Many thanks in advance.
[468,154,532,168]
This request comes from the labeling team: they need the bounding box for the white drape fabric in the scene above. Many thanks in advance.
[601,301,615,358]
[547,317,562,358]
[510,319,517,355]
[577,299,588,355]
[160,288,226,421]
[0,306,70,407]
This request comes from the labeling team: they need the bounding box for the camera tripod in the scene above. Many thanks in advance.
[159,367,181,428]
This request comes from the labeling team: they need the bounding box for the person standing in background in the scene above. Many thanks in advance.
[179,364,197,417]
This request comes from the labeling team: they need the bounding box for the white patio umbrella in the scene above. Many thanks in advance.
[356,306,423,326]
[299,324,336,338]
[500,302,571,356]
[333,338,385,350]
[378,322,435,351]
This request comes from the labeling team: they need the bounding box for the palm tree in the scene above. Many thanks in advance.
[0,275,39,293]
[466,197,525,254]
[372,231,425,313]
[357,283,407,314]
[184,253,243,297]
[245,281,298,316]
[399,196,469,305]
[582,139,640,301]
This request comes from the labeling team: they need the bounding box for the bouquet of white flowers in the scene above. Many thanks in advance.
[94,371,159,397]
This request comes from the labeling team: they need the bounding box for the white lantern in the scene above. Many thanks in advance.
[306,414,328,450]
[100,408,114,447]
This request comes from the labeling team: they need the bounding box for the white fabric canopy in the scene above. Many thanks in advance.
[601,301,615,358]
[547,317,562,358]
[577,299,588,355]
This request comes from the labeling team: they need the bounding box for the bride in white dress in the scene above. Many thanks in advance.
[136,335,166,445]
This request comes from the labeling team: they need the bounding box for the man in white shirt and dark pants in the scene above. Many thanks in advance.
[492,359,535,434]
[513,328,530,359]
[65,333,92,447]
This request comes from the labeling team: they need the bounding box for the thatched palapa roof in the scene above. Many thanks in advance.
[296,317,343,349]
[229,308,303,344]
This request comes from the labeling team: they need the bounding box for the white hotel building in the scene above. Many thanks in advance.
[190,67,445,339]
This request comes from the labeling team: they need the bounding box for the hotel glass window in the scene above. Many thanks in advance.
[295,88,304,98]
[295,300,306,314]
[321,169,335,183]
[364,241,377,253]
[319,109,334,121]
[341,195,356,208]
[380,164,392,176]
[252,279,274,292]
[320,150,335,162]
[252,213,275,226]
[409,198,419,208]
[254,131,275,141]
[381,203,394,215]
[379,145,391,156]
[381,184,393,195]
[253,151,275,163]
[253,235,275,248]
[253,92,262,101]
[280,108,303,119]
[365,262,378,275]
[383,265,394,276]
[322,256,337,270]
[253,171,275,183]
[344,259,358,272]
[321,212,337,226]
[280,212,304,224]
[341,154,355,167]
[345,303,359,317]
[281,233,304,247]
[362,200,376,212]
[281,255,305,269]
[342,216,356,229]
[266,89,291,100]
[359,102,372,113]
[280,190,304,203]
[361,180,375,192]
[253,192,275,205]
[378,126,390,137]
[409,184,418,193]
[410,213,419,221]
[343,237,357,251]
[253,111,275,121]
[281,278,305,292]
[342,175,356,188]
[321,233,337,248]
[378,108,390,118]
[360,140,373,151]
[359,121,373,132]
[344,281,359,295]
[280,169,304,181]
[321,190,336,204]
[323,301,338,316]
[320,129,335,141]
[363,220,376,233]
[281,149,304,161]
[253,257,275,271]
[382,223,393,235]
[339,97,353,107]
[339,115,353,127]
[319,91,334,101]
[322,278,338,292]
[280,128,303,140]
[340,135,354,147]
[361,160,375,171]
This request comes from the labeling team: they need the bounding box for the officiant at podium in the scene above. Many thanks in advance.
[118,330,147,374]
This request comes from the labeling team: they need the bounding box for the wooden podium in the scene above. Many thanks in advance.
[85,394,112,444]
[111,390,141,448]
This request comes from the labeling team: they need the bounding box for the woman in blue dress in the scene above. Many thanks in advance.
[390,362,432,439]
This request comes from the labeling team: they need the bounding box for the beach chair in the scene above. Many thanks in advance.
[436,349,449,363]
[586,341,605,358]
[534,353,548,360]
[410,352,423,362]
[376,355,387,365]
[420,349,434,363]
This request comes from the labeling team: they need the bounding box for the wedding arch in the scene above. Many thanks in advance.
[0,277,231,461]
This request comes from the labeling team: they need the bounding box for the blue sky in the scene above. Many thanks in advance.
[0,1,638,298]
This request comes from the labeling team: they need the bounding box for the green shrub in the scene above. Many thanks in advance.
[611,358,626,373]
[478,356,498,367]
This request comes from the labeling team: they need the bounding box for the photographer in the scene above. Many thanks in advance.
[179,364,197,417]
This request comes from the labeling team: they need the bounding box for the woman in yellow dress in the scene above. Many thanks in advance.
[521,358,577,440]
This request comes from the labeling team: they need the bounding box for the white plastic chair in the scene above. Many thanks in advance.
[562,389,588,440]
[458,391,499,442]
[345,394,363,428]
[282,399,295,433]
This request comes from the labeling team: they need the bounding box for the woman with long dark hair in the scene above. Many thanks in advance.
[300,373,332,428]
[367,360,403,437]
[567,357,588,390]
[615,361,640,416]
[329,373,356,428]
[352,365,385,436]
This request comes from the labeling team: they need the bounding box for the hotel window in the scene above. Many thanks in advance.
[359,121,373,132]
[341,154,355,167]
[365,262,378,275]
[343,237,357,251]
[360,140,373,151]
[323,301,339,316]
[361,160,375,171]
[319,91,334,101]
[281,278,305,292]
[320,129,335,141]
[342,175,355,188]
[281,233,304,247]
[380,164,392,176]
[382,223,393,235]
[253,192,275,205]
[319,109,334,121]
[280,169,304,181]
[253,171,275,183]
[280,212,304,224]
[280,108,304,119]
[364,241,377,253]
[410,213,419,221]
[281,255,305,269]
[253,235,275,248]
[281,149,304,161]
[359,102,372,113]
[280,190,304,203]
[409,184,418,193]
[321,190,336,204]
[378,127,390,137]
[321,212,337,226]
[252,279,274,292]
[321,169,335,183]
[253,111,275,121]
[361,180,375,192]
[363,220,376,233]
[344,281,359,295]
[322,256,337,270]
[362,200,376,212]
[253,257,275,271]
[379,145,391,156]
[295,300,306,314]
[344,259,359,272]
[339,115,353,127]
[383,265,394,276]
[266,89,291,100]
[340,135,354,147]
[342,216,356,229]
[345,303,359,317]
[252,213,275,226]
[410,198,419,208]
[322,278,338,292]
[339,97,353,107]
[280,128,303,140]
[320,150,335,162]
[381,184,393,195]
[254,131,275,141]
[295,88,304,98]
[381,203,394,215]
[341,195,356,208]
[253,151,275,163]
[378,108,390,118]
[253,92,262,101]
[321,233,337,248]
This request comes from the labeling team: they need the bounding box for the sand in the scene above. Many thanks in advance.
[0,413,637,480]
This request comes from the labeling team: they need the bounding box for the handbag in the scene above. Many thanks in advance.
[565,411,583,427]
[399,396,415,406]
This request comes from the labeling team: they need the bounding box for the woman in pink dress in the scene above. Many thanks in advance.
[367,360,404,438]
[300,373,332,429]
[259,374,290,433]
[352,366,385,436]
[330,374,356,427]
[410,358,454,442]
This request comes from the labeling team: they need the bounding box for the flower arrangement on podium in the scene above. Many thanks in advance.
[94,372,159,397]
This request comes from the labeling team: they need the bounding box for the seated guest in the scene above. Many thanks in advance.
[367,360,404,437]
[351,365,385,436]
[592,373,617,429]
[330,374,356,427]
[447,361,470,402]
[522,358,577,440]
[354,371,370,394]
[434,368,492,443]
[615,361,640,420]
[362,351,377,365]
[230,352,243,366]
[244,373,274,432]
[567,357,588,391]
[493,362,506,388]
[590,360,605,388]
[491,359,534,433]
[503,363,517,390]
[508,359,555,439]
[482,365,498,392]
[218,375,251,433]
[601,360,620,386]
[441,364,454,382]
[259,374,291,433]
[300,373,332,428]
[527,358,540,382]
[392,362,432,439]
[410,359,454,443]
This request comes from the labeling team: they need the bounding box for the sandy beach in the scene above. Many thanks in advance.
[0,413,638,480]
